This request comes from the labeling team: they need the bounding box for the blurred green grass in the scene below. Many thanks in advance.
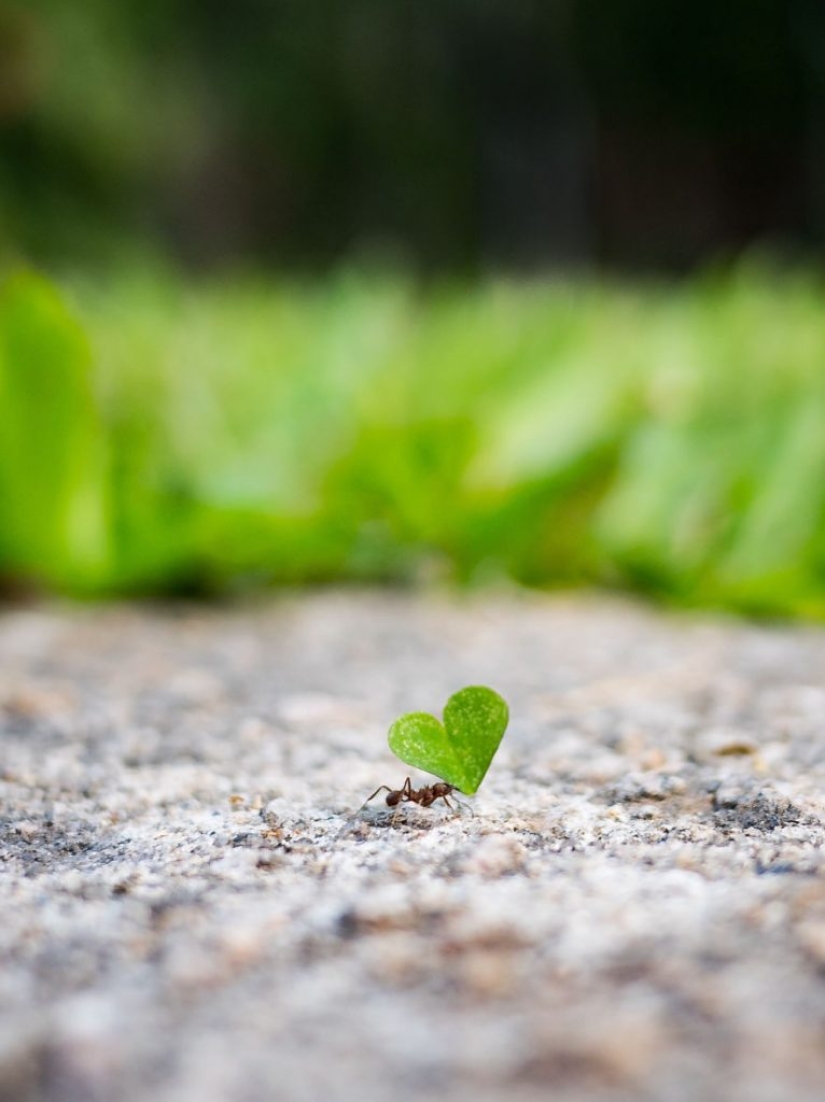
[1,262,825,616]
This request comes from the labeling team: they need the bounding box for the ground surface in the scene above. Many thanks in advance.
[1,590,825,1102]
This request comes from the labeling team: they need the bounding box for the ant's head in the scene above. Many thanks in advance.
[385,790,403,806]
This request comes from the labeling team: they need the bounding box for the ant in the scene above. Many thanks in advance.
[362,777,461,813]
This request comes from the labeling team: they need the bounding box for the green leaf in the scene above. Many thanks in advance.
[387,686,509,795]
[0,271,109,588]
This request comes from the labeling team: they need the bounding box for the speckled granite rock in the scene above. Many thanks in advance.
[1,591,825,1102]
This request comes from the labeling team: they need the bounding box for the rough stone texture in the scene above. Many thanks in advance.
[1,591,825,1102]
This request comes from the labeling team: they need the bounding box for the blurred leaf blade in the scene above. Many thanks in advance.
[0,270,109,589]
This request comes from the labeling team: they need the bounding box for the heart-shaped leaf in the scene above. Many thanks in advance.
[387,686,509,795]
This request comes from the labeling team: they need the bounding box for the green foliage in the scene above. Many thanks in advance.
[388,687,510,795]
[0,271,108,589]
[2,262,825,616]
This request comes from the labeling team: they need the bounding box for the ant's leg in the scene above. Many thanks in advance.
[436,790,472,816]
[391,779,417,827]
[360,785,393,811]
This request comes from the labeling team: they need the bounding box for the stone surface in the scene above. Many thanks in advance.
[1,590,825,1102]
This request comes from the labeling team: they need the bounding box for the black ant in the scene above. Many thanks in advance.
[362,777,460,812]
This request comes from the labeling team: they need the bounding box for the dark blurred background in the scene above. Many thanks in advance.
[3,0,825,273]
